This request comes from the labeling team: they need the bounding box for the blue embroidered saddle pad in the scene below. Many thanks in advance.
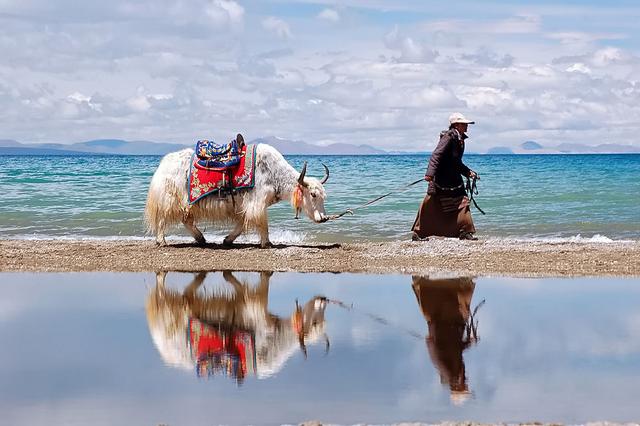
[195,139,241,170]
[188,144,257,204]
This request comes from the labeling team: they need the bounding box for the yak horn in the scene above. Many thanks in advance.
[298,161,308,186]
[320,163,330,184]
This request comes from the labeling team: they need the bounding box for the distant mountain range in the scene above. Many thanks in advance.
[0,136,386,156]
[0,139,187,155]
[487,141,639,154]
[252,136,385,155]
[0,137,637,155]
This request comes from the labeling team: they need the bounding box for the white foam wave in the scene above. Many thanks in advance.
[226,229,307,244]
[4,229,308,244]
[4,232,635,245]
[487,234,635,244]
[6,234,155,242]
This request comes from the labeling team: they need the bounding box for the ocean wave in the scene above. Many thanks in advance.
[5,229,308,244]
[217,229,307,244]
[486,234,636,244]
[7,234,155,242]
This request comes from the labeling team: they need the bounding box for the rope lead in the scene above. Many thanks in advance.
[465,176,486,215]
[325,178,424,221]
[325,175,486,221]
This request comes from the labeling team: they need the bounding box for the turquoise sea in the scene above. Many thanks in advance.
[0,154,638,242]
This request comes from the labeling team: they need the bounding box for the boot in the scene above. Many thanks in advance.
[459,231,478,241]
[412,232,429,241]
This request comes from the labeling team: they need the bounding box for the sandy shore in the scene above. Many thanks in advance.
[1,238,638,276]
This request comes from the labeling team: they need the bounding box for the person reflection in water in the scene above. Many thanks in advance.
[145,271,329,384]
[411,275,482,405]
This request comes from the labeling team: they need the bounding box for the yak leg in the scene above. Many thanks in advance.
[222,271,246,295]
[155,219,167,247]
[256,212,272,249]
[223,221,244,247]
[258,271,272,307]
[184,272,207,301]
[155,232,167,247]
[182,214,206,245]
[155,271,167,288]
[153,271,168,299]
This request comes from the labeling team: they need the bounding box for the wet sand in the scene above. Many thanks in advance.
[1,238,638,276]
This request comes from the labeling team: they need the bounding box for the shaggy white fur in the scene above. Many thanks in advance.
[145,272,328,378]
[144,144,328,247]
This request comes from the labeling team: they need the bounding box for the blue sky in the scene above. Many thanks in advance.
[1,0,638,151]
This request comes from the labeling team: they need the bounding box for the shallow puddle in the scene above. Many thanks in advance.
[1,271,639,425]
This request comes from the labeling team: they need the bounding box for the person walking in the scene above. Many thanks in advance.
[411,275,479,404]
[412,112,479,240]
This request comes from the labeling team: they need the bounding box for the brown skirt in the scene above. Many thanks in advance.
[412,194,475,238]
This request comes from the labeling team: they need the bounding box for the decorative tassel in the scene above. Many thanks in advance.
[292,299,303,333]
[291,184,304,219]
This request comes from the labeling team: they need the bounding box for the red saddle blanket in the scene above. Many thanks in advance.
[188,318,257,380]
[188,144,257,204]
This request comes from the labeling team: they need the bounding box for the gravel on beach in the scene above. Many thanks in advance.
[1,238,638,276]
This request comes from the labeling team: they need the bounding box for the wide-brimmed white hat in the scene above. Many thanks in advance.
[449,112,475,125]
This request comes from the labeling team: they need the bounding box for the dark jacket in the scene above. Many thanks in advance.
[425,129,472,196]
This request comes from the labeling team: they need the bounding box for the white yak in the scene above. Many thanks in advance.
[145,144,330,247]
[145,271,329,381]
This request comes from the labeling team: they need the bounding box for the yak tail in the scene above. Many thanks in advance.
[144,177,164,236]
[144,170,187,237]
[144,172,181,236]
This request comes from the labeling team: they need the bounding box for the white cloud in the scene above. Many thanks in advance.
[461,86,513,109]
[591,47,625,66]
[496,14,541,33]
[317,8,340,22]
[460,48,514,68]
[565,63,591,74]
[206,0,245,28]
[396,84,465,109]
[422,14,541,35]
[546,30,627,47]
[384,27,438,63]
[0,2,638,150]
[262,16,292,39]
[126,96,151,112]
[67,92,91,104]
[66,92,103,112]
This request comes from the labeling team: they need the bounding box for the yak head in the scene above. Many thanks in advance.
[292,295,329,359]
[293,162,330,223]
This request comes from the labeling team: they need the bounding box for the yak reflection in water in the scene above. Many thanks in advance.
[411,276,482,405]
[145,271,328,384]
